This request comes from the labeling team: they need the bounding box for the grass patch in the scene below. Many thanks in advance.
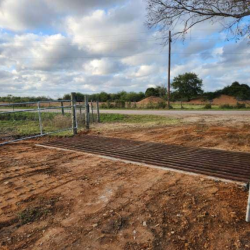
[99,113,178,124]
[17,197,58,225]
[0,112,72,137]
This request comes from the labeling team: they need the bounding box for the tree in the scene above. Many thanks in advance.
[145,87,159,97]
[220,81,250,100]
[98,92,110,102]
[171,73,203,102]
[156,85,167,98]
[145,86,167,98]
[146,0,250,43]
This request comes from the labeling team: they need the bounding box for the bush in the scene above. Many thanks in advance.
[235,102,246,109]
[114,100,125,108]
[204,104,212,109]
[100,103,108,109]
[155,101,167,109]
[166,105,173,109]
[219,104,234,109]
[146,102,155,109]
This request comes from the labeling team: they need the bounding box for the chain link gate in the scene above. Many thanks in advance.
[0,93,100,146]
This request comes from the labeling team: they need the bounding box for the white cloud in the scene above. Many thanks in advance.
[66,1,150,55]
[0,0,249,98]
[0,0,54,31]
[84,59,124,76]
[46,0,126,14]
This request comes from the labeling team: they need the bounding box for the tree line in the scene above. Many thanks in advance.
[1,73,249,103]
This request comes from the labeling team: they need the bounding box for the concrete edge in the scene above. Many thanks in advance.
[35,143,246,187]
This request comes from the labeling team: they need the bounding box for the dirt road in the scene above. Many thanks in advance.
[101,109,250,116]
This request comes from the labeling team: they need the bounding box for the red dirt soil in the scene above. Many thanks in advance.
[137,97,165,105]
[1,120,250,250]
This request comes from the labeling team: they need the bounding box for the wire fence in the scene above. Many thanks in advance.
[0,95,100,146]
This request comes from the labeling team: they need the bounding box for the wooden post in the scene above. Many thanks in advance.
[61,101,65,116]
[85,95,89,129]
[246,184,250,222]
[71,92,77,135]
[97,101,100,123]
[167,30,172,109]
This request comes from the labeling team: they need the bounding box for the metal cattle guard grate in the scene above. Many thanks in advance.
[39,135,250,183]
[38,135,250,222]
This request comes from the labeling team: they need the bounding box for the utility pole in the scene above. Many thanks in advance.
[167,30,172,109]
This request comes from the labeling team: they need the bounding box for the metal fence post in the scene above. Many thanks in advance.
[71,92,77,135]
[246,184,250,222]
[37,101,43,135]
[61,101,65,116]
[97,101,100,123]
[85,95,90,130]
[91,100,94,122]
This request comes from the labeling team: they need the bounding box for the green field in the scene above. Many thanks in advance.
[99,113,178,124]
[0,112,178,140]
[0,112,72,138]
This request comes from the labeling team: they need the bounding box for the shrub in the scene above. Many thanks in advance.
[220,104,234,109]
[235,102,246,109]
[155,101,167,109]
[100,103,108,109]
[146,102,155,109]
[114,100,125,108]
[204,104,212,109]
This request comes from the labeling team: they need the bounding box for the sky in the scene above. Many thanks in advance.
[0,0,249,98]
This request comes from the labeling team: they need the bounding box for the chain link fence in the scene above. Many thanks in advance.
[0,94,100,145]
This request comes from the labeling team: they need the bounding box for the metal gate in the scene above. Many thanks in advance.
[0,93,100,146]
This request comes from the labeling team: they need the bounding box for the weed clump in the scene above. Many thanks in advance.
[204,104,212,109]
[219,104,234,109]
[17,197,58,225]
[235,103,246,109]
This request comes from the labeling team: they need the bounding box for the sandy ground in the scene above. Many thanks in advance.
[1,114,250,250]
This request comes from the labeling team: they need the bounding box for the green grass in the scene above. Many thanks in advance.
[0,112,72,137]
[99,113,178,124]
[17,197,58,225]
[0,113,179,140]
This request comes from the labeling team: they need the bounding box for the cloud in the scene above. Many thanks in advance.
[84,58,125,75]
[46,0,126,14]
[66,1,150,55]
[0,0,55,31]
[0,0,249,98]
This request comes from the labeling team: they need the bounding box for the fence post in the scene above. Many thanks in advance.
[37,102,43,135]
[85,95,90,130]
[71,92,77,135]
[61,101,65,116]
[97,101,100,123]
[246,184,250,222]
[91,100,94,122]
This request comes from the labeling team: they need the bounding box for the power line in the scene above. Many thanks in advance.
[0,37,234,47]
[1,52,249,60]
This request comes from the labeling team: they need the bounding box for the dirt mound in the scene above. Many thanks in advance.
[212,95,238,105]
[137,96,165,105]
[188,98,209,104]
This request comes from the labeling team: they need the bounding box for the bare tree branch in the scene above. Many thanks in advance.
[146,0,250,43]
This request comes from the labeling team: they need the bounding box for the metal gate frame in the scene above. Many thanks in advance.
[0,93,100,146]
